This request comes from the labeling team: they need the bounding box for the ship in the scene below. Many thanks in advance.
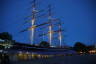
[0,0,76,61]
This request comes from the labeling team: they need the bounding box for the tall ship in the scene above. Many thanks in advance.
[0,0,76,61]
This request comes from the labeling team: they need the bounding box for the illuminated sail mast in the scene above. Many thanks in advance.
[48,5,53,46]
[30,0,37,44]
[58,21,62,47]
[20,0,37,45]
[38,21,64,47]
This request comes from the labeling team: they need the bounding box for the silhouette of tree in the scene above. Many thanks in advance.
[0,32,12,40]
[39,41,50,47]
[0,45,4,49]
[73,42,87,52]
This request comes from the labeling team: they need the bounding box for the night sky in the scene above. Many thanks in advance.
[0,0,96,46]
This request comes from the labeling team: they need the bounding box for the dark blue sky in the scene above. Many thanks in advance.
[0,0,96,46]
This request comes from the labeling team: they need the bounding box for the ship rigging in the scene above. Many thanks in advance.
[20,0,65,47]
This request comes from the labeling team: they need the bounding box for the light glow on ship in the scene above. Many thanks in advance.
[49,26,53,46]
[30,19,35,44]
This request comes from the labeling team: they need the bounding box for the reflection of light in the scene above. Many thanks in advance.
[19,51,22,54]
[23,54,28,60]
[80,51,83,54]
[89,50,96,54]
[38,54,41,58]
[26,52,29,54]
[32,53,35,58]
[32,54,34,57]
[18,51,23,60]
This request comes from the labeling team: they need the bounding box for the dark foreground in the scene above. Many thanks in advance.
[11,55,96,64]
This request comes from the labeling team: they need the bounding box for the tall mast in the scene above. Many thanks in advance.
[48,5,53,46]
[38,23,64,47]
[30,0,37,44]
[58,21,62,47]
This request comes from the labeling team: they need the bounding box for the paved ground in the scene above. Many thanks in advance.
[12,55,96,64]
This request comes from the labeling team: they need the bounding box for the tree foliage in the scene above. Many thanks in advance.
[0,32,12,40]
[73,42,87,52]
[0,45,4,49]
[39,41,50,47]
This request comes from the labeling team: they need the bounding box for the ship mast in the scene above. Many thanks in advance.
[20,0,37,45]
[48,5,53,46]
[30,0,37,44]
[39,19,64,47]
[58,21,62,47]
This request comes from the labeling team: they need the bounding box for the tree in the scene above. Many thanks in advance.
[0,45,4,49]
[39,41,50,47]
[0,32,12,40]
[73,42,87,52]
